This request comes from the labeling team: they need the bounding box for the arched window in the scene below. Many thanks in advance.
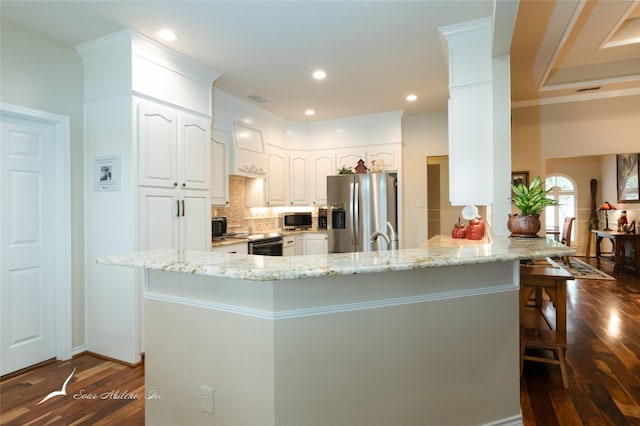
[545,175,577,242]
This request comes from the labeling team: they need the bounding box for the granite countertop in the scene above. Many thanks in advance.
[98,235,575,282]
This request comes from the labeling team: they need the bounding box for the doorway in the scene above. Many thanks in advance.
[0,103,71,375]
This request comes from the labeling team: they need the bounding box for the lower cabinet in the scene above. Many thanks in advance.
[139,187,210,251]
[303,233,328,255]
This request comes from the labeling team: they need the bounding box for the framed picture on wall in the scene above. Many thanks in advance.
[511,171,529,187]
[617,153,639,203]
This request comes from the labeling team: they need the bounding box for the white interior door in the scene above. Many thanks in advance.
[1,114,57,375]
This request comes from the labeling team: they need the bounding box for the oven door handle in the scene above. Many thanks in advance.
[252,240,283,248]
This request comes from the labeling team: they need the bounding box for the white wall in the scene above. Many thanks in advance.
[0,20,86,349]
[402,112,448,248]
[512,95,640,251]
[539,96,640,159]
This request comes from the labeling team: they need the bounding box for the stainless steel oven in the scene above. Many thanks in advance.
[247,233,283,256]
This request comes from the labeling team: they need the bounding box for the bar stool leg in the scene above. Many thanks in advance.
[558,348,569,389]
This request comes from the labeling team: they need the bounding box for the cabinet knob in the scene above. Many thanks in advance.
[182,183,186,188]
[174,182,178,187]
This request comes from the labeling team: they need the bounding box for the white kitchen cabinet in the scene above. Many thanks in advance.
[289,151,309,205]
[368,144,401,172]
[79,29,219,365]
[138,101,210,191]
[295,235,304,256]
[137,99,212,251]
[211,129,229,206]
[138,103,177,188]
[139,188,210,252]
[336,149,367,173]
[212,242,248,254]
[311,151,335,206]
[304,233,328,255]
[266,145,287,206]
[283,235,296,256]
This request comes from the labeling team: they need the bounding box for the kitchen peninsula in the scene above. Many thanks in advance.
[98,236,573,426]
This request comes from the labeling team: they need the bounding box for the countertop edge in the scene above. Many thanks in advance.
[98,235,576,281]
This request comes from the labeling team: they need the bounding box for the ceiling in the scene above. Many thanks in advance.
[1,1,639,121]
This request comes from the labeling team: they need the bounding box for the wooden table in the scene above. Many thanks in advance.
[592,229,640,274]
[520,260,573,388]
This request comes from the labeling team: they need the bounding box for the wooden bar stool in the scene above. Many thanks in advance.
[519,259,573,388]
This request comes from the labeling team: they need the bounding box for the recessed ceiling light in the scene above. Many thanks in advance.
[312,70,327,80]
[156,29,178,42]
[305,109,315,116]
[406,94,418,102]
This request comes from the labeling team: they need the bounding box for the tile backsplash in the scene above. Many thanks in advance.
[211,176,317,234]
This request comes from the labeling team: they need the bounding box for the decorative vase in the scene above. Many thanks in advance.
[508,214,541,238]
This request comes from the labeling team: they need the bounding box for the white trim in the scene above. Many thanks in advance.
[0,102,72,362]
[481,414,523,426]
[145,283,518,320]
[511,86,640,109]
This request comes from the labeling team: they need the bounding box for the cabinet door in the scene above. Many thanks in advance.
[266,148,287,206]
[138,102,178,188]
[180,115,210,190]
[139,188,179,250]
[369,144,401,172]
[181,190,211,251]
[312,152,335,206]
[211,134,228,206]
[295,235,304,256]
[304,234,328,255]
[336,149,366,173]
[289,152,309,205]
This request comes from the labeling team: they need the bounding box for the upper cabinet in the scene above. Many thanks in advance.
[138,100,210,190]
[289,151,309,205]
[138,102,178,188]
[211,129,229,206]
[265,144,287,206]
[229,122,268,178]
[311,151,335,206]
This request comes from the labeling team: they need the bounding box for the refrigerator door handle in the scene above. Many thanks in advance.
[352,181,359,245]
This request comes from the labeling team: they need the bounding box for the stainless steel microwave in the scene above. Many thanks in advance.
[281,212,312,230]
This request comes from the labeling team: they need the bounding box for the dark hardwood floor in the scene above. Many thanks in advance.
[521,256,640,426]
[1,256,639,425]
[1,354,144,425]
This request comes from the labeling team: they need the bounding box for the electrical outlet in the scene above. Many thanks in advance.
[201,386,214,414]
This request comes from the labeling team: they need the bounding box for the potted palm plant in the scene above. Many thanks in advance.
[509,175,557,237]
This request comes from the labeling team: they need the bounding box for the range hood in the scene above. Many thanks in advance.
[229,122,267,178]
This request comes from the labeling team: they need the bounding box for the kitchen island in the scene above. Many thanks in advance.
[98,236,573,426]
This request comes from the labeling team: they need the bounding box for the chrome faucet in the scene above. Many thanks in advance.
[386,221,399,250]
[369,221,399,251]
[370,230,391,247]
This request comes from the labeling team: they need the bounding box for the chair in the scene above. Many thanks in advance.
[560,217,575,267]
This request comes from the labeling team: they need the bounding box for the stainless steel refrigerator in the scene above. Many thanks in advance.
[327,173,397,253]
